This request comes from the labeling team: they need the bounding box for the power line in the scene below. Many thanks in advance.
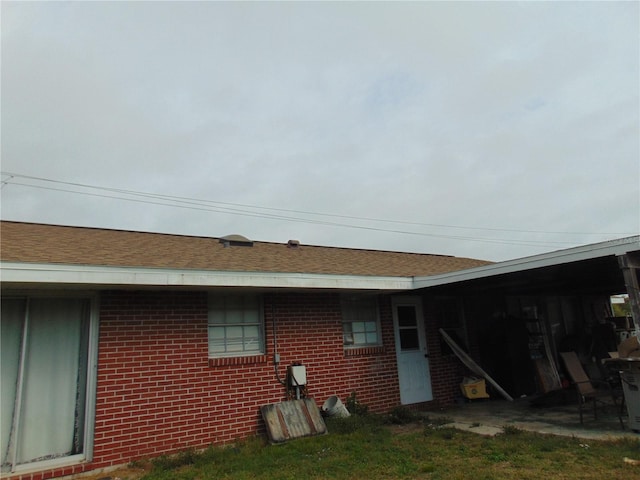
[4,180,567,247]
[2,171,632,236]
[1,172,634,248]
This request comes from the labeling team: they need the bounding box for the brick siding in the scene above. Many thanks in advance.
[5,290,459,480]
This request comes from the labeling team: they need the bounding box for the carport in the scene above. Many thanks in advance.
[416,236,640,403]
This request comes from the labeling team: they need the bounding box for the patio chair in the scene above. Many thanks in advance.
[559,351,624,429]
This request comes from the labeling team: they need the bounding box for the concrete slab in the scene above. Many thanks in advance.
[432,397,639,441]
[448,422,503,436]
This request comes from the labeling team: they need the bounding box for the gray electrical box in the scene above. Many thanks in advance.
[288,365,307,386]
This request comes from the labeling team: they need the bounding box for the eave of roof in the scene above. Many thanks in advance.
[0,261,415,291]
[3,221,635,293]
[413,235,640,289]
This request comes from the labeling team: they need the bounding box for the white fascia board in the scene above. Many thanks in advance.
[0,262,414,291]
[414,236,640,289]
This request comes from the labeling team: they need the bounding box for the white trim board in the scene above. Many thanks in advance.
[0,262,414,291]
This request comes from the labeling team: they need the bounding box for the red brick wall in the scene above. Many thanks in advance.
[92,291,404,470]
[423,298,468,405]
[6,290,457,480]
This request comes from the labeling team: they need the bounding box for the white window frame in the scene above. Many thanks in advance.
[207,293,265,357]
[341,295,382,347]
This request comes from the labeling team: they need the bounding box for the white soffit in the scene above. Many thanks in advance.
[413,236,640,289]
[0,262,414,291]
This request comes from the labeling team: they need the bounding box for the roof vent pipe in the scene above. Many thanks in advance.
[287,239,300,248]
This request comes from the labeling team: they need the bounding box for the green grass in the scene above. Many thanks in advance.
[136,415,640,480]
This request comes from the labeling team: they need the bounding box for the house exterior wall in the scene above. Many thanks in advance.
[4,290,457,480]
[422,297,470,405]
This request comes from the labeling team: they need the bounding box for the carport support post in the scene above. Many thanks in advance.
[618,254,640,336]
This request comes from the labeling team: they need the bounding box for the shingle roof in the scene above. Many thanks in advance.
[0,221,491,277]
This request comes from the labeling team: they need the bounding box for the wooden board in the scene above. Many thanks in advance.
[439,328,514,401]
[261,398,327,443]
[534,358,562,393]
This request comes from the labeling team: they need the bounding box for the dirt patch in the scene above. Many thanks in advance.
[386,422,425,435]
[74,465,149,480]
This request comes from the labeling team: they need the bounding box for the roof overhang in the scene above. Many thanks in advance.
[2,236,637,295]
[0,262,414,292]
[414,236,639,292]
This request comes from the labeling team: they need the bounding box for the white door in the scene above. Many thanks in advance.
[392,297,433,404]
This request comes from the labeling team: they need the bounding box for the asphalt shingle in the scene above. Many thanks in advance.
[0,221,491,277]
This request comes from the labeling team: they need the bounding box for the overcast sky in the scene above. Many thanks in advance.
[1,1,638,262]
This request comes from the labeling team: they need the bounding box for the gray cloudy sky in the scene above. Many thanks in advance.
[1,1,638,261]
